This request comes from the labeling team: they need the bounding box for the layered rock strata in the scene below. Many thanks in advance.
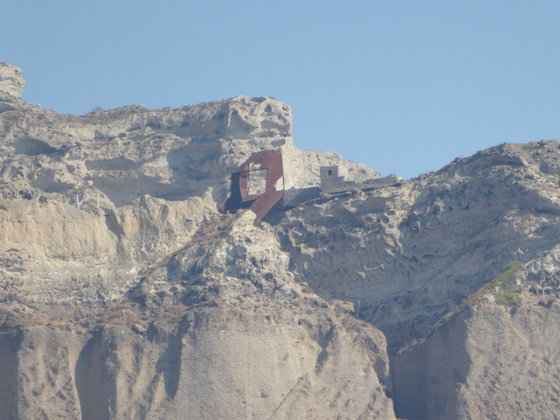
[1,61,560,419]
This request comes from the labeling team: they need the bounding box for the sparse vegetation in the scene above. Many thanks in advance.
[431,261,524,333]
[490,260,524,307]
[495,290,523,307]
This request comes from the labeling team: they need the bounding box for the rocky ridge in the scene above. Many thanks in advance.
[1,61,560,419]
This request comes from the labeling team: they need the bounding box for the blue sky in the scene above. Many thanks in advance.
[2,1,559,178]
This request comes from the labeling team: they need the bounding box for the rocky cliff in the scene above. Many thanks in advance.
[1,61,559,419]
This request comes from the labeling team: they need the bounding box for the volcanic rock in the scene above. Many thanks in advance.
[1,61,560,419]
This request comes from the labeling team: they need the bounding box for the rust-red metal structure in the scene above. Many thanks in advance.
[219,150,284,224]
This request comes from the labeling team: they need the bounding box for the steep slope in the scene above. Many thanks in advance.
[393,245,560,419]
[1,60,560,419]
[276,141,560,419]
[278,142,560,347]
[0,61,377,321]
[0,61,393,419]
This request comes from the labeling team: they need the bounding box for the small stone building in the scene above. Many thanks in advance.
[320,165,350,193]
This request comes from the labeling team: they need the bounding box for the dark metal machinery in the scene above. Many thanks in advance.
[219,150,284,224]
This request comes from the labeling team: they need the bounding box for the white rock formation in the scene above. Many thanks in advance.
[1,62,560,419]
[0,61,24,100]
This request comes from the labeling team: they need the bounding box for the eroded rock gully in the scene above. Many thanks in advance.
[1,61,559,419]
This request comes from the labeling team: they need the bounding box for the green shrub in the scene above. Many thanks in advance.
[431,261,523,333]
[495,290,523,307]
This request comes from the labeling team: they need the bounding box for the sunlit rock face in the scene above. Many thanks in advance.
[0,61,24,100]
[0,61,25,113]
[1,62,560,419]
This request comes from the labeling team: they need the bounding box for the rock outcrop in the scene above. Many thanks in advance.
[0,62,25,113]
[0,62,24,100]
[1,62,559,419]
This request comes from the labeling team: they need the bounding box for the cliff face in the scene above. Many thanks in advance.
[0,62,24,102]
[1,61,559,419]
[0,62,391,420]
